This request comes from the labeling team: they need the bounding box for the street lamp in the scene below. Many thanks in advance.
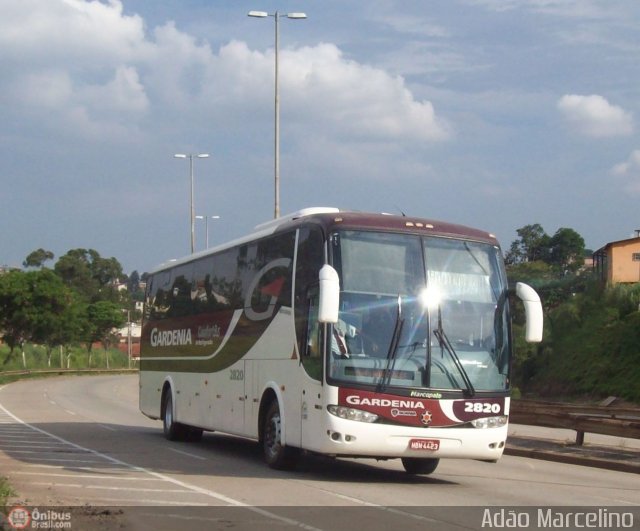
[174,153,209,253]
[248,10,307,219]
[196,215,220,249]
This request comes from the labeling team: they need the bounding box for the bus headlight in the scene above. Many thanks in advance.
[328,405,378,423]
[471,416,508,429]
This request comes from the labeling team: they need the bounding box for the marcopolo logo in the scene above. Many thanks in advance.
[150,327,193,347]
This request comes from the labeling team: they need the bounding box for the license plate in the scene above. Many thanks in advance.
[408,439,440,451]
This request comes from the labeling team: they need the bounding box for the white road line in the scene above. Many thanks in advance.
[0,449,89,455]
[29,482,193,493]
[14,471,164,482]
[24,463,132,472]
[14,457,107,464]
[0,434,58,439]
[293,481,440,525]
[0,443,71,449]
[0,402,323,531]
[168,447,208,460]
[97,497,210,506]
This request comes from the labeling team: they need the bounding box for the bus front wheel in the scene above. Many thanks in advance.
[262,400,299,470]
[401,457,439,475]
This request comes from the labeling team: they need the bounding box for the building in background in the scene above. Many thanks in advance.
[593,231,640,284]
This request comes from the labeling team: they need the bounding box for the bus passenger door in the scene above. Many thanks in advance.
[300,290,326,452]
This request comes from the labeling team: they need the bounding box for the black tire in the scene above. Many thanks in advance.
[185,426,203,442]
[162,390,188,441]
[262,400,299,470]
[401,457,439,475]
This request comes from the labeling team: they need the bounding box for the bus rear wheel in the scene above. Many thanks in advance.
[401,457,439,475]
[163,391,183,440]
[262,400,299,470]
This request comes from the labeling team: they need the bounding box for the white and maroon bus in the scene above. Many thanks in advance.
[139,207,542,474]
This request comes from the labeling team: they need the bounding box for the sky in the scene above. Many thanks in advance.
[2,0,640,275]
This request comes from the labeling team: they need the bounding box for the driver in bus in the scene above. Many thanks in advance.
[331,319,357,358]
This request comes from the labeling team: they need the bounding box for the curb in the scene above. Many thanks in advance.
[505,438,640,475]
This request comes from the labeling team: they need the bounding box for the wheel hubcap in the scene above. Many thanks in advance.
[265,413,281,457]
[165,397,172,428]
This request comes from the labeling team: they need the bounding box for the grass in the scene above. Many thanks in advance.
[0,343,135,371]
[0,476,16,513]
[0,343,137,385]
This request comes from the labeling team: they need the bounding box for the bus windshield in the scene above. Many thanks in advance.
[329,230,510,393]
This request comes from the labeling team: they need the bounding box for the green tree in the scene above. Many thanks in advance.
[0,271,35,366]
[36,290,87,367]
[127,270,140,292]
[54,249,124,302]
[548,227,586,275]
[505,224,551,265]
[0,269,76,368]
[23,248,55,269]
[84,301,126,367]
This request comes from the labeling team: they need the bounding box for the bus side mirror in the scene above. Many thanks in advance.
[318,264,339,323]
[516,282,543,343]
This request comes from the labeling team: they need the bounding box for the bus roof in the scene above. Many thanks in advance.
[149,207,499,274]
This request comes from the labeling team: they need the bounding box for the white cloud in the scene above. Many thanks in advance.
[557,94,633,137]
[468,0,608,18]
[81,66,149,113]
[0,0,148,62]
[277,43,451,142]
[611,150,640,195]
[1,1,449,146]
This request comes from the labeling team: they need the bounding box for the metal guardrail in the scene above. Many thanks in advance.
[511,399,640,445]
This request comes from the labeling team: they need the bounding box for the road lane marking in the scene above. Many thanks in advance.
[15,457,107,464]
[0,443,70,449]
[168,447,208,460]
[98,497,210,506]
[29,482,193,493]
[0,402,323,531]
[14,471,164,482]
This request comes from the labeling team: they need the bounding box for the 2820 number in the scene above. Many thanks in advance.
[464,402,501,414]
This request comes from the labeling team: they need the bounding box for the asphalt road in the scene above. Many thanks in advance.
[0,375,638,530]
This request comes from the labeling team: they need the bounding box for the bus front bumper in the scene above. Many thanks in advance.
[317,417,508,461]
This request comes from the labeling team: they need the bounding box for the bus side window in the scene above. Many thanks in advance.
[295,226,325,380]
[148,270,171,321]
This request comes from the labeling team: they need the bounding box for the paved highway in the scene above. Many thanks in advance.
[0,375,638,530]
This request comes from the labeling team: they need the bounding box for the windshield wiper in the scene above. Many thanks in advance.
[433,306,476,397]
[378,295,405,392]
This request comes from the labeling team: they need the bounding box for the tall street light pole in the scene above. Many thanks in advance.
[174,153,209,253]
[248,10,307,219]
[196,215,220,249]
